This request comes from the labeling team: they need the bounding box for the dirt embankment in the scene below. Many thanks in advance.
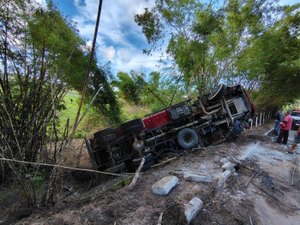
[1,124,300,225]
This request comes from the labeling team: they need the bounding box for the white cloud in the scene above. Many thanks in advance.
[72,0,159,74]
[70,0,300,75]
[103,46,116,61]
[32,0,47,9]
[112,48,163,74]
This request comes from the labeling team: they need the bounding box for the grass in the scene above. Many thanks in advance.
[57,90,106,138]
[56,91,152,138]
[119,98,150,121]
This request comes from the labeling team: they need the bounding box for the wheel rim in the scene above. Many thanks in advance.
[183,133,194,145]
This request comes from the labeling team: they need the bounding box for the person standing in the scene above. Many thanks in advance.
[274,110,283,136]
[287,127,300,154]
[276,111,293,145]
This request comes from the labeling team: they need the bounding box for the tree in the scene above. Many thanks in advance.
[135,0,277,94]
[28,2,121,124]
[112,71,145,105]
[237,3,300,109]
[0,0,120,205]
[0,0,73,204]
[88,63,121,124]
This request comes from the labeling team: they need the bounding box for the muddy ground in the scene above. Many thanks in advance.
[1,123,300,225]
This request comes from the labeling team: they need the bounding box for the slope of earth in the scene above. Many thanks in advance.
[4,124,300,225]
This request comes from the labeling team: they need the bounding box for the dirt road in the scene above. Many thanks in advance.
[1,124,300,225]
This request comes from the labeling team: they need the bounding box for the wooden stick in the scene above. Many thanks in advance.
[0,157,126,177]
[249,216,253,225]
[245,172,256,187]
[151,157,177,168]
[291,167,296,186]
[157,212,164,225]
[127,157,145,190]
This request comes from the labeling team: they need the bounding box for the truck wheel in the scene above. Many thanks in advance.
[121,119,144,135]
[177,128,199,149]
[208,84,226,101]
[94,128,115,139]
[94,128,118,143]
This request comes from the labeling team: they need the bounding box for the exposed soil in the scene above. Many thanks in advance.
[1,124,300,225]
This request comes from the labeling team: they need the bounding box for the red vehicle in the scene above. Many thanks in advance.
[85,84,254,173]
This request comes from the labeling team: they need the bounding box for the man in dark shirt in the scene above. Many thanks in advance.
[274,110,283,136]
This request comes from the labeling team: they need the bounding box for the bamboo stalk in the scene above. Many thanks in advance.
[0,157,127,177]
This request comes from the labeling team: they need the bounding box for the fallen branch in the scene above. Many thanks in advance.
[151,157,177,168]
[0,157,126,177]
[249,216,253,225]
[291,167,296,186]
[127,157,145,190]
[245,172,256,187]
[157,212,164,225]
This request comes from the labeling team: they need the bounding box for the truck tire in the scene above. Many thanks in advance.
[121,119,144,135]
[94,128,118,143]
[94,128,115,139]
[208,84,226,101]
[177,128,199,149]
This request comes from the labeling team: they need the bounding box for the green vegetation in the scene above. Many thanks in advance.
[135,0,300,109]
[0,0,300,206]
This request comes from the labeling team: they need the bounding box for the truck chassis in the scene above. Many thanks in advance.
[85,84,254,173]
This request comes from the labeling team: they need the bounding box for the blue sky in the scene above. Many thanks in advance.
[39,0,159,75]
[36,0,299,75]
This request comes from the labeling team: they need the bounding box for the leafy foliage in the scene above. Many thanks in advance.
[0,0,119,205]
[135,0,300,109]
[88,64,121,124]
[112,71,146,105]
[237,4,300,109]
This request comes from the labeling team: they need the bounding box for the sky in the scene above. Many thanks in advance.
[36,0,299,75]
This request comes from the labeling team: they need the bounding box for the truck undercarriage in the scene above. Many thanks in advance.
[85,84,254,173]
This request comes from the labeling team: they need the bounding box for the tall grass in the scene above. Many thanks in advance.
[57,91,152,138]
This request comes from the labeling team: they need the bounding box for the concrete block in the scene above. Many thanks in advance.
[222,162,236,172]
[152,176,179,196]
[184,197,203,224]
[183,172,212,183]
[222,169,233,181]
[216,169,233,190]
[220,158,229,164]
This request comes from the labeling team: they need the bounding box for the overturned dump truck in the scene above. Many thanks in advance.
[85,84,254,173]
